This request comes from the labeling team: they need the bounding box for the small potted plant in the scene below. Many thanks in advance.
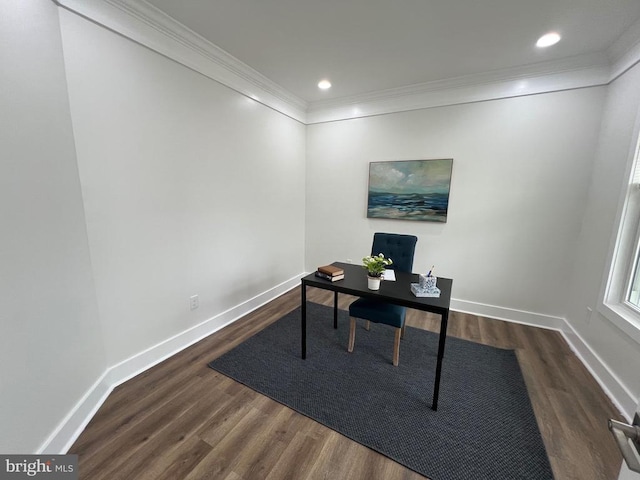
[362,253,393,290]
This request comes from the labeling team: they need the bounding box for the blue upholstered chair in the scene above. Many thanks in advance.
[348,233,418,366]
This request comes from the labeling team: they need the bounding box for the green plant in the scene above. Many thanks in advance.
[362,253,393,277]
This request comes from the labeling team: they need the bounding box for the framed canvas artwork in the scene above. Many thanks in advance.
[367,159,453,222]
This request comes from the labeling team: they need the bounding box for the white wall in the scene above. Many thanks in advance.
[564,63,640,416]
[0,0,106,453]
[1,0,305,454]
[4,0,639,455]
[58,10,306,367]
[306,88,605,322]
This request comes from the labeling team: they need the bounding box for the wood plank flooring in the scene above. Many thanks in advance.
[69,288,625,479]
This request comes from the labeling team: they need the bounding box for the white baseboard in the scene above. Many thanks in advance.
[39,273,302,454]
[451,297,637,421]
[559,321,637,421]
[103,273,300,388]
[450,298,565,330]
[37,371,112,454]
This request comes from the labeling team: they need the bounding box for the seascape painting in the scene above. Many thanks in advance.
[367,159,453,222]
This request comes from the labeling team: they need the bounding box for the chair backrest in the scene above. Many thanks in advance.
[371,232,418,273]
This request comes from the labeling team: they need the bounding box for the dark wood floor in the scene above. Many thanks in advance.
[70,288,624,479]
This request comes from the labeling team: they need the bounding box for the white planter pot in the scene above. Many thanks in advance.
[367,276,381,290]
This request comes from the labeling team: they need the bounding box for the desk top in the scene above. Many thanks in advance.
[302,262,452,314]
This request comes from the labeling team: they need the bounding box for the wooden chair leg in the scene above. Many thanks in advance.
[393,327,401,366]
[401,324,406,339]
[348,317,356,353]
[365,320,370,331]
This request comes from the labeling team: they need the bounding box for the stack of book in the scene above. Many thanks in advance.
[315,265,344,282]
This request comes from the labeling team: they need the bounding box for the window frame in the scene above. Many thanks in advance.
[623,208,640,310]
[599,121,640,344]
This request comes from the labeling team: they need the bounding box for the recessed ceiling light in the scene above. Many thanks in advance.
[536,32,561,48]
[318,79,332,90]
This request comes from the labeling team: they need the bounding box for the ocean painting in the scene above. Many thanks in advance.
[367,159,453,222]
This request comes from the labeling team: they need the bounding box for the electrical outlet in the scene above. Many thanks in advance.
[190,295,199,311]
[346,258,353,264]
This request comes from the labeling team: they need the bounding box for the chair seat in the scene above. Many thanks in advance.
[349,298,406,328]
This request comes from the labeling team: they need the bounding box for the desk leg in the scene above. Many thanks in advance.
[431,310,449,411]
[333,291,338,329]
[301,281,307,359]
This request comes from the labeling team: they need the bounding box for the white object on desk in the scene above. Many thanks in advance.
[382,269,396,281]
[411,275,441,297]
[411,283,441,297]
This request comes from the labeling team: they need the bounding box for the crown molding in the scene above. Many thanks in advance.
[311,52,609,109]
[608,17,640,82]
[306,53,611,123]
[55,0,309,123]
[55,0,640,125]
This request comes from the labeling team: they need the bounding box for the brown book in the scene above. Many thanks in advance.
[315,271,345,282]
[318,265,344,277]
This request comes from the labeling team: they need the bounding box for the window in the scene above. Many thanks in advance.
[625,184,640,310]
[601,133,640,343]
[627,252,640,307]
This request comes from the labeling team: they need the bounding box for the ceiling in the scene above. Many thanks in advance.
[144,0,640,104]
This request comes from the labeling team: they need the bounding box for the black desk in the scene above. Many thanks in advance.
[300,261,453,411]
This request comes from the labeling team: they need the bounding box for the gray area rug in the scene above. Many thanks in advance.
[208,303,554,480]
